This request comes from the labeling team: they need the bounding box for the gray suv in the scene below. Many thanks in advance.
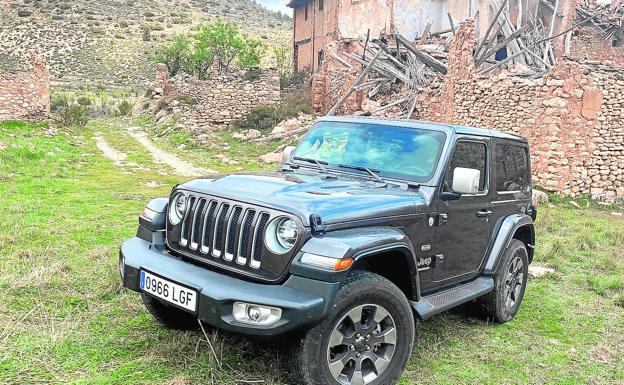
[120,116,536,385]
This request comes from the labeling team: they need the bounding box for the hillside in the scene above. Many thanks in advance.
[0,0,292,90]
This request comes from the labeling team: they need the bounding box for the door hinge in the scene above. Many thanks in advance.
[435,213,448,227]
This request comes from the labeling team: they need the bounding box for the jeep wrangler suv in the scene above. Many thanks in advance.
[120,116,536,385]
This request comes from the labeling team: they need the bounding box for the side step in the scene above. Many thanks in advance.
[412,277,494,320]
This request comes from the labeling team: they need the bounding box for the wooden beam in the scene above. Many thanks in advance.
[395,34,448,74]
[448,13,456,35]
[327,50,383,116]
[474,0,509,58]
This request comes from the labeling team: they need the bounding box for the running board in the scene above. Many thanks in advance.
[412,277,494,319]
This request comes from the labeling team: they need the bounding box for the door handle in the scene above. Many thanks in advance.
[476,209,493,218]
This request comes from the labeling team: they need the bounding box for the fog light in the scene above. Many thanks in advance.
[232,302,282,326]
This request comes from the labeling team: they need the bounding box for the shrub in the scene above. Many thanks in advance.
[153,35,192,76]
[77,96,92,106]
[117,100,133,116]
[51,93,70,112]
[234,94,312,132]
[56,104,90,127]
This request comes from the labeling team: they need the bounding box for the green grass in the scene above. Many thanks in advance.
[1,120,623,384]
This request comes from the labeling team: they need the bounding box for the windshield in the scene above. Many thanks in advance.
[292,121,447,182]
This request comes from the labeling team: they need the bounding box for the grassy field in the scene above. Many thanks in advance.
[1,119,623,385]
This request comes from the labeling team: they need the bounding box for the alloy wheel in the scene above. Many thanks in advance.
[326,304,397,385]
[504,255,524,310]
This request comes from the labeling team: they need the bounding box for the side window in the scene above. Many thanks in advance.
[444,141,487,193]
[495,143,530,192]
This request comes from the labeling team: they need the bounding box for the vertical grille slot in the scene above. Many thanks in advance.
[225,206,243,261]
[237,209,256,265]
[212,203,230,257]
[250,212,270,269]
[200,200,218,254]
[189,198,206,250]
[179,196,197,247]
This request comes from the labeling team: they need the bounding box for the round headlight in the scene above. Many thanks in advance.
[265,217,298,254]
[276,218,298,249]
[169,193,187,225]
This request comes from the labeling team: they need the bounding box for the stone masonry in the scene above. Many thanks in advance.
[312,20,624,202]
[0,53,50,122]
[411,21,624,202]
[154,64,281,132]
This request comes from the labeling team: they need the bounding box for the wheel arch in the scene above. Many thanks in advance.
[483,213,535,275]
[351,245,420,302]
[293,226,421,302]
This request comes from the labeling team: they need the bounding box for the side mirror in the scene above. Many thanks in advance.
[282,146,295,164]
[452,167,481,194]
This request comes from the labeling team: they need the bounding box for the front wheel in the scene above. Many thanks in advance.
[291,272,415,385]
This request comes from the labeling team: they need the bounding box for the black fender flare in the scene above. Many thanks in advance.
[483,213,535,275]
[290,226,421,301]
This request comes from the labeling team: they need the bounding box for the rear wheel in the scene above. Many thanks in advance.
[141,292,198,330]
[480,239,529,323]
[291,272,415,385]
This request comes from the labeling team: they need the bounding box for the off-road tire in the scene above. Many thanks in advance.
[290,271,415,385]
[481,239,529,323]
[141,292,198,330]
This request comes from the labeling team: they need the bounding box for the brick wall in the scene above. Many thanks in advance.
[154,65,281,132]
[0,53,50,122]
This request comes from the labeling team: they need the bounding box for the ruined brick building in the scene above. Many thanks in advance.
[0,53,50,122]
[288,0,624,202]
[288,0,580,72]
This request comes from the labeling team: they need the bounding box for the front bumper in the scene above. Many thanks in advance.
[120,237,339,336]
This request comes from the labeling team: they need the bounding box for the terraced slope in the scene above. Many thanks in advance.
[0,0,291,90]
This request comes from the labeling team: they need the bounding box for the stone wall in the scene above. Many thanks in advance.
[311,20,624,202]
[0,53,50,122]
[411,23,624,202]
[154,64,281,132]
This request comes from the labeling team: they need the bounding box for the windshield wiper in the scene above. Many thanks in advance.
[294,157,329,173]
[338,164,386,185]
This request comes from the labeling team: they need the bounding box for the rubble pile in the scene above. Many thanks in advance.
[326,0,624,119]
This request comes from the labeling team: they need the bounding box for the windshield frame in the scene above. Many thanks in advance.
[290,120,450,185]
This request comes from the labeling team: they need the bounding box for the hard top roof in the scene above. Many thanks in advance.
[317,115,528,143]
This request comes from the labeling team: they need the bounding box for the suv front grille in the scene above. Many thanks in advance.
[167,193,298,281]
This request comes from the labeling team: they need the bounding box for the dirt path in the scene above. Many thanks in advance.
[94,133,128,166]
[126,127,216,176]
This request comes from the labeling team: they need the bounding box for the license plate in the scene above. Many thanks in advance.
[140,270,197,312]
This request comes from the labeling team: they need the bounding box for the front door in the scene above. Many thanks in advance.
[434,138,492,285]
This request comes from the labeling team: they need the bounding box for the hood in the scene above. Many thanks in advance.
[178,170,430,226]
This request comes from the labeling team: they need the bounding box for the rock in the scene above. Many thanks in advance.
[17,10,32,17]
[170,100,180,107]
[260,151,282,163]
[146,181,159,188]
[233,129,262,140]
[270,114,316,135]
[612,212,623,217]
[153,87,164,95]
[0,141,5,151]
[45,128,58,136]
[570,201,582,209]
[528,266,555,279]
[542,97,568,108]
[532,189,549,206]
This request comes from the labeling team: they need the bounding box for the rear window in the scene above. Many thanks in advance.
[495,143,530,192]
